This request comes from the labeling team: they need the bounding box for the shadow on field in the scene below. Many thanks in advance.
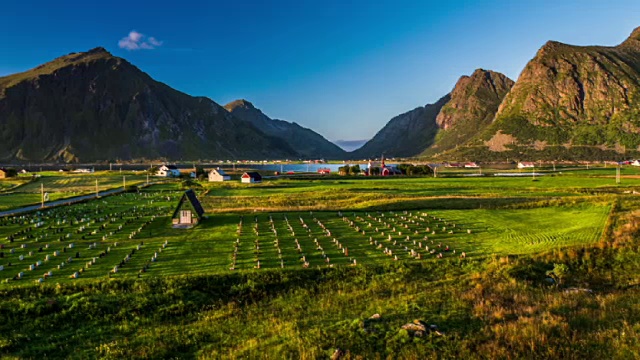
[358,197,534,211]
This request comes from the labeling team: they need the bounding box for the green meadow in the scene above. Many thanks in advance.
[0,169,639,358]
[0,172,151,211]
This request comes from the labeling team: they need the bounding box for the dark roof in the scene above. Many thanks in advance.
[165,165,179,170]
[243,172,262,180]
[211,168,228,175]
[172,189,205,219]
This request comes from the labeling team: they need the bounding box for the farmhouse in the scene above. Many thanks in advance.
[518,162,535,169]
[157,165,181,177]
[631,160,640,167]
[241,172,262,183]
[209,168,231,182]
[0,168,7,179]
[464,162,479,168]
[171,189,205,228]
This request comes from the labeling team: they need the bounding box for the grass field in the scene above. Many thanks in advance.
[0,171,152,211]
[0,172,639,358]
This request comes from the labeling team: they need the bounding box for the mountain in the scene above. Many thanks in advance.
[476,27,640,158]
[350,95,450,159]
[0,48,298,162]
[422,69,514,156]
[224,100,346,159]
[350,69,512,159]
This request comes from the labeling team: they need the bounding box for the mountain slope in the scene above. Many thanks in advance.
[0,48,297,162]
[480,27,640,155]
[350,95,451,159]
[422,69,514,156]
[224,100,346,159]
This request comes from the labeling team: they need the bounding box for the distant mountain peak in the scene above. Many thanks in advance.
[224,99,346,158]
[224,99,256,111]
[0,49,300,162]
[622,26,640,46]
[87,47,110,55]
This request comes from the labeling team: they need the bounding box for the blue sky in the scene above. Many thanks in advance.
[1,1,640,146]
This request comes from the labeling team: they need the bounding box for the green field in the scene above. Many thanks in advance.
[0,171,152,211]
[0,172,639,358]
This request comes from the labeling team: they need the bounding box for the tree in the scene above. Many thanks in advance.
[147,166,159,175]
[338,165,351,176]
[350,165,361,175]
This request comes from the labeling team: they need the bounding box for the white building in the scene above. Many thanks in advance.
[156,165,181,177]
[517,162,535,169]
[72,168,94,173]
[208,168,231,182]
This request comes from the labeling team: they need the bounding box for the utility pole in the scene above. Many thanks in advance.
[123,176,126,189]
[434,166,437,178]
[146,173,149,185]
[95,179,99,198]
[616,165,621,184]
[41,183,44,208]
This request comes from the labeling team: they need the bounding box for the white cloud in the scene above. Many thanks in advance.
[118,30,163,50]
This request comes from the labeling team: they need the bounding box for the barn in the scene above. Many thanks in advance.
[241,172,262,183]
[171,190,205,228]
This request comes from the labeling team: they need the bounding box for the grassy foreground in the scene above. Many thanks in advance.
[0,173,639,358]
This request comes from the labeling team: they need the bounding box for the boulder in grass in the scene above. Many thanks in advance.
[401,322,426,333]
[331,348,344,360]
[401,320,443,337]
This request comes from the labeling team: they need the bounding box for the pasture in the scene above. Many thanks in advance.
[0,171,150,211]
[0,171,625,282]
[0,170,639,359]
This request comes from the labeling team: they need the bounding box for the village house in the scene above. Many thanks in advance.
[156,165,181,177]
[208,168,231,182]
[241,172,262,183]
[518,162,535,169]
[0,168,7,179]
[464,162,479,168]
[171,189,205,228]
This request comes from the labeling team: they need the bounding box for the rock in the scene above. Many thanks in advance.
[330,348,344,360]
[564,287,593,294]
[401,323,426,333]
